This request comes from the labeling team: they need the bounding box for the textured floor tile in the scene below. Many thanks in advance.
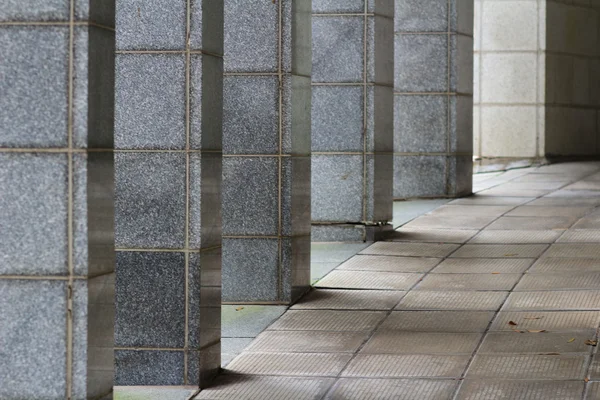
[529,258,600,273]
[315,270,422,290]
[361,332,481,354]
[225,352,352,377]
[502,182,568,191]
[486,216,577,230]
[380,311,495,332]
[477,188,550,197]
[515,272,600,291]
[246,331,368,353]
[432,258,534,274]
[450,244,548,258]
[337,255,441,272]
[564,181,600,190]
[468,230,563,244]
[588,355,600,379]
[326,378,457,400]
[544,244,600,258]
[427,205,515,217]
[506,206,592,218]
[573,219,600,229]
[396,291,507,311]
[388,228,478,243]
[586,381,600,399]
[528,197,600,206]
[559,230,600,243]
[195,375,334,400]
[456,380,584,400]
[416,274,521,291]
[268,310,386,331]
[503,291,600,311]
[114,386,197,400]
[403,215,497,230]
[222,305,287,338]
[547,190,600,198]
[492,311,600,331]
[359,242,459,257]
[449,196,535,206]
[478,332,593,354]
[342,354,469,378]
[466,354,588,380]
[513,174,574,182]
[292,289,405,310]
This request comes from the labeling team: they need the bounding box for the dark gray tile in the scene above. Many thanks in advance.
[224,0,278,72]
[366,86,394,152]
[450,34,473,94]
[281,157,311,237]
[75,0,115,27]
[365,154,394,222]
[0,153,68,275]
[394,95,447,153]
[312,86,363,152]
[313,0,364,13]
[450,95,473,153]
[115,350,184,385]
[115,152,186,248]
[393,155,446,199]
[395,0,448,32]
[0,0,69,21]
[115,252,185,348]
[222,157,278,236]
[189,0,224,54]
[188,252,221,350]
[0,280,67,399]
[223,76,279,154]
[313,16,364,83]
[0,27,68,147]
[115,54,185,149]
[394,34,447,92]
[312,155,363,222]
[222,238,279,302]
[448,155,473,197]
[116,0,185,50]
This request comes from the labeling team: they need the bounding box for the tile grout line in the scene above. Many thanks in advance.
[65,0,75,398]
[361,0,368,224]
[277,0,284,302]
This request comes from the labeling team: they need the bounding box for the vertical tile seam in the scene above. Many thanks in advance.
[362,0,368,223]
[277,0,284,301]
[535,0,541,157]
[478,0,483,158]
[445,0,452,196]
[183,0,192,385]
[66,0,75,398]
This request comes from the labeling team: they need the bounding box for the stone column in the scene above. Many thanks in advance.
[114,0,223,387]
[0,2,115,399]
[221,0,312,304]
[311,1,394,242]
[393,0,473,198]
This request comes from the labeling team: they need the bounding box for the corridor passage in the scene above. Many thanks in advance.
[199,162,600,400]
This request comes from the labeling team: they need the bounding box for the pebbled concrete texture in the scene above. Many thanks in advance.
[193,162,600,399]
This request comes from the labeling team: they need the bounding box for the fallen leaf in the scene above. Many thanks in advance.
[491,272,500,274]
[585,377,590,383]
[235,306,244,311]
[527,330,547,333]
[540,352,560,355]
[568,338,576,343]
[512,329,525,333]
[508,321,518,326]
[523,317,543,320]
[585,340,598,346]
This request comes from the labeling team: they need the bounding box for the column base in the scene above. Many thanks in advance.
[312,223,394,242]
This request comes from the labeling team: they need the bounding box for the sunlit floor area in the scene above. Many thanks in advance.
[117,161,600,399]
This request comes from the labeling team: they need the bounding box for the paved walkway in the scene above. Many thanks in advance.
[197,162,600,400]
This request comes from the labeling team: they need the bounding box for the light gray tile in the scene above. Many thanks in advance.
[403,215,497,230]
[469,230,563,244]
[558,230,600,243]
[516,272,600,291]
[0,280,67,399]
[479,332,593,354]
[0,27,68,147]
[397,291,507,311]
[432,258,534,274]
[467,354,588,380]
[417,273,521,291]
[530,258,600,273]
[492,311,600,332]
[312,86,363,152]
[247,331,369,353]
[507,206,592,218]
[381,311,495,332]
[486,216,578,230]
[457,381,584,400]
[115,54,185,149]
[362,332,481,354]
[388,228,478,243]
[0,154,68,275]
[544,244,600,259]
[312,155,363,222]
[226,352,352,377]
[360,242,459,257]
[268,310,386,331]
[450,244,548,259]
[327,379,457,400]
[312,16,364,83]
[394,34,447,92]
[223,76,279,154]
[116,0,185,50]
[115,153,186,248]
[222,305,286,338]
[316,270,423,290]
[449,196,535,206]
[196,375,334,400]
[342,354,469,378]
[503,291,600,311]
[428,205,514,217]
[292,289,405,310]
